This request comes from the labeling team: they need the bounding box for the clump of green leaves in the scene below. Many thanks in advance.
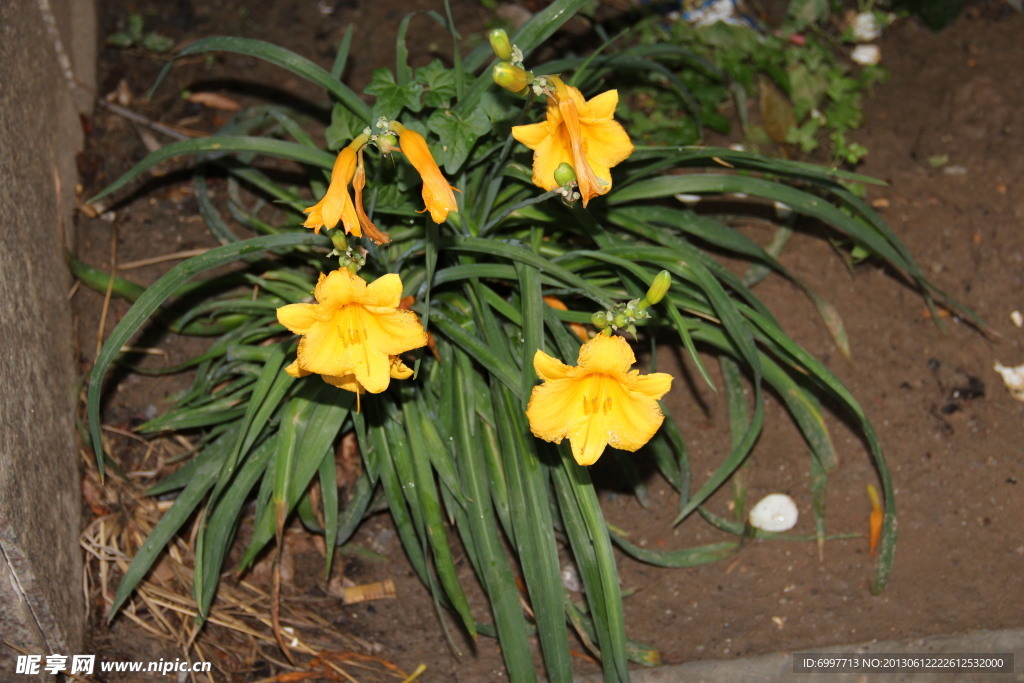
[106,13,175,53]
[618,0,889,164]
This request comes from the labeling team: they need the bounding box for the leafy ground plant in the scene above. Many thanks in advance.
[614,0,892,164]
[84,1,961,680]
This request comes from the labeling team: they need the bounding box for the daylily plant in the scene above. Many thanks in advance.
[85,16,909,683]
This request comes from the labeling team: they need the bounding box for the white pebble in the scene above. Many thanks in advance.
[749,493,799,532]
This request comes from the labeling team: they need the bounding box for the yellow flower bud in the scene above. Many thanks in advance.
[645,270,672,306]
[489,29,513,61]
[492,62,530,94]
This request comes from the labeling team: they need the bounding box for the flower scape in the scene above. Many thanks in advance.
[84,15,917,683]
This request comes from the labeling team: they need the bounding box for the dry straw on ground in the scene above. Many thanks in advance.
[79,424,417,682]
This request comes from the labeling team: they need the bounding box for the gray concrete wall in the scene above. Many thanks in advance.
[0,0,95,672]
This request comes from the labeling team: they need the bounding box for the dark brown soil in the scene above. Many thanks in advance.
[75,1,1024,680]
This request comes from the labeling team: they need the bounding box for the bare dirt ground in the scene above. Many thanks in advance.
[74,1,1024,680]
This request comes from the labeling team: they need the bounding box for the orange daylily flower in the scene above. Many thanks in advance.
[352,148,390,244]
[276,269,427,394]
[526,333,672,466]
[543,295,588,342]
[303,138,389,245]
[392,124,459,223]
[512,76,634,207]
[303,145,360,236]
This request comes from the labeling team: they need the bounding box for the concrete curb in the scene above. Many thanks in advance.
[0,0,96,674]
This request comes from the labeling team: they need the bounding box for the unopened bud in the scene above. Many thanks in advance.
[492,62,530,93]
[645,270,672,305]
[489,29,513,61]
[376,133,399,155]
[553,162,576,187]
[612,312,628,329]
[591,311,608,329]
[328,228,348,253]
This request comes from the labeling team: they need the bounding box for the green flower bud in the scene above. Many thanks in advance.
[591,311,608,328]
[328,228,348,253]
[489,29,513,61]
[645,270,672,306]
[553,162,577,187]
[376,133,399,155]
[492,62,530,93]
[612,312,629,329]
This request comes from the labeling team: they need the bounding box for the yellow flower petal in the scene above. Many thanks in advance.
[533,348,572,381]
[362,272,403,308]
[525,376,582,442]
[285,359,310,378]
[276,302,318,335]
[511,119,553,150]
[390,357,414,380]
[321,372,363,393]
[315,268,363,306]
[582,89,619,121]
[525,333,673,466]
[576,333,635,374]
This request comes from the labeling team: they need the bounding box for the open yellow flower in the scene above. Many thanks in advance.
[276,269,427,394]
[511,77,634,207]
[526,333,672,466]
[392,124,459,223]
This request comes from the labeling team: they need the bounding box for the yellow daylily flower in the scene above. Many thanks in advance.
[303,145,360,236]
[392,123,459,223]
[526,333,672,466]
[276,269,428,394]
[511,76,634,207]
[302,136,390,244]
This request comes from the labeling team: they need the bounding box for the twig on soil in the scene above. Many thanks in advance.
[95,224,118,361]
[118,248,209,270]
[97,99,204,141]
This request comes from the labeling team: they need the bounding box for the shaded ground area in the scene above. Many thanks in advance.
[74,1,1024,679]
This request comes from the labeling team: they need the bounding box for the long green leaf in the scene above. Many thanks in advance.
[107,427,236,618]
[90,136,334,203]
[452,356,535,682]
[492,383,572,681]
[161,36,371,121]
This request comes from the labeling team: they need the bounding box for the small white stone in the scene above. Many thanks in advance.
[1010,310,1023,328]
[994,361,1024,402]
[851,12,881,41]
[749,493,799,532]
